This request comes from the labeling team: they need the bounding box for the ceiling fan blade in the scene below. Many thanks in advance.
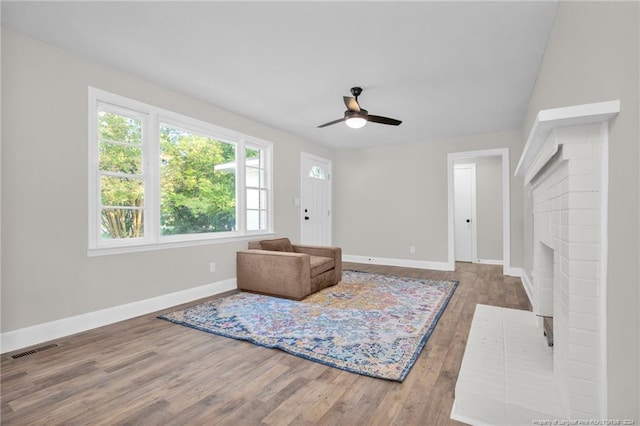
[317,117,346,128]
[343,96,361,112]
[367,115,402,126]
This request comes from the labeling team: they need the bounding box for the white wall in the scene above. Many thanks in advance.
[334,131,522,269]
[1,28,334,333]
[522,2,640,419]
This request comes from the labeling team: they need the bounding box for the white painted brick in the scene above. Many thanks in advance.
[569,328,599,348]
[567,209,600,227]
[559,176,569,193]
[568,376,600,399]
[569,343,599,365]
[568,174,599,192]
[562,143,598,159]
[569,360,599,382]
[569,278,598,297]
[571,295,599,314]
[568,158,600,175]
[568,260,599,279]
[569,312,598,332]
[559,240,569,257]
[567,226,599,243]
[568,192,600,209]
[557,124,599,143]
[568,243,599,261]
[529,129,606,418]
[569,393,599,416]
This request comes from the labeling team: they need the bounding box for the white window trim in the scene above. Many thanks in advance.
[88,87,274,256]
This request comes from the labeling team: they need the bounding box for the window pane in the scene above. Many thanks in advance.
[259,210,267,230]
[160,125,237,235]
[247,210,267,231]
[247,188,259,209]
[260,189,267,209]
[101,208,144,239]
[98,110,141,145]
[247,210,260,231]
[245,146,267,232]
[309,166,326,180]
[99,142,142,174]
[246,168,262,187]
[101,175,144,207]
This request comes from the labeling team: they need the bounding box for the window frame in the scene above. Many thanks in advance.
[88,87,274,256]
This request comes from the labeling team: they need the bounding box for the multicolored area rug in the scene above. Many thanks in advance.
[159,270,457,382]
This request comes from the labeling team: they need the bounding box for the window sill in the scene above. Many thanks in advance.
[87,232,275,257]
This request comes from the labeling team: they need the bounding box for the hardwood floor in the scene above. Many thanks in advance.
[1,263,530,425]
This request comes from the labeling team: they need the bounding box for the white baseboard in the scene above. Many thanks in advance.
[520,269,535,309]
[477,259,504,266]
[504,266,523,278]
[343,254,453,271]
[1,278,237,354]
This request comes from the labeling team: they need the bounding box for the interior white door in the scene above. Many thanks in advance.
[454,164,476,262]
[300,153,332,246]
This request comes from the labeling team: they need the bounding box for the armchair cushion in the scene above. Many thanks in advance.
[259,237,295,252]
[309,255,334,277]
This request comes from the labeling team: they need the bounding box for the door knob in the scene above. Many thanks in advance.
[466,219,470,223]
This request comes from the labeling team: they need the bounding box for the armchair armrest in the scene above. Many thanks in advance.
[293,245,342,282]
[236,250,312,300]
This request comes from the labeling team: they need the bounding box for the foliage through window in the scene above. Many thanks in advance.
[309,166,326,180]
[98,109,144,239]
[89,88,273,254]
[159,125,237,235]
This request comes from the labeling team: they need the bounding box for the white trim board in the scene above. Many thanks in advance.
[342,254,452,271]
[1,278,237,354]
[476,259,503,266]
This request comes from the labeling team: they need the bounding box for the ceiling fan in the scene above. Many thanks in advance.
[317,87,402,129]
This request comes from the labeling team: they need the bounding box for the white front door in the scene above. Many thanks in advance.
[300,153,332,246]
[454,164,476,262]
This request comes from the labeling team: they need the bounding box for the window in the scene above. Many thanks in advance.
[309,165,326,180]
[89,88,273,254]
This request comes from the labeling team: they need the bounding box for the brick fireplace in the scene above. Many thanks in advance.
[452,100,619,424]
[530,123,606,418]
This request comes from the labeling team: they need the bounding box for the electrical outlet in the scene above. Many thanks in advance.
[410,246,416,254]
[209,262,216,273]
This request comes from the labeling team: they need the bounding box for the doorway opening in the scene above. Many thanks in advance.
[447,148,512,275]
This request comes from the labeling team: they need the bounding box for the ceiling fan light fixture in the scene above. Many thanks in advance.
[345,116,367,129]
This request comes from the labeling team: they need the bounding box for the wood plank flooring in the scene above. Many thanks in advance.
[1,262,530,425]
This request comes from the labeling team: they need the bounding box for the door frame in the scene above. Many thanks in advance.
[300,152,332,245]
[453,163,477,263]
[447,148,511,275]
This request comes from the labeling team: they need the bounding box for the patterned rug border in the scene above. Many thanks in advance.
[159,270,458,382]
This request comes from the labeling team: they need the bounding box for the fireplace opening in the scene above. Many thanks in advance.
[543,316,554,347]
[537,241,555,347]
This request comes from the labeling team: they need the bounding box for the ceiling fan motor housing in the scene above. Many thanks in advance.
[344,109,368,119]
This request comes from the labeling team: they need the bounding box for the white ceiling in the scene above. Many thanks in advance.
[1,1,558,150]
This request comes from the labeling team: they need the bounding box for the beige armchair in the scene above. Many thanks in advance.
[236,237,342,300]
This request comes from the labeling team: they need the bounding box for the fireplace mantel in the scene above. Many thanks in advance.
[515,100,620,180]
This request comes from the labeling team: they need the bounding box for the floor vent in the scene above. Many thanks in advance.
[9,343,60,360]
